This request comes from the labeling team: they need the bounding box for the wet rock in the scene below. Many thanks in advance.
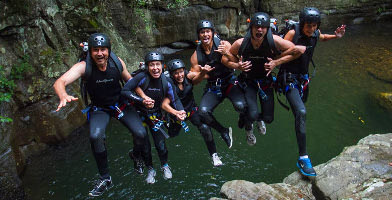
[170,42,192,49]
[284,133,392,199]
[213,134,392,199]
[375,92,392,112]
[353,17,365,24]
[218,180,314,200]
[155,46,183,55]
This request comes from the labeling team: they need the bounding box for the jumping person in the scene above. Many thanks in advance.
[53,33,148,196]
[222,12,303,146]
[190,20,248,148]
[163,58,228,166]
[121,51,186,184]
[278,7,346,177]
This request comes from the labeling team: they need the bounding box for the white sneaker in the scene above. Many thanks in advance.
[246,125,256,146]
[256,120,266,135]
[212,153,223,167]
[146,167,156,184]
[161,164,172,180]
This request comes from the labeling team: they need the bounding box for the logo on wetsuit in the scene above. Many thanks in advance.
[96,78,114,84]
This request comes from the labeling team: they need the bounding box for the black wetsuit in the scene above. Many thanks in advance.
[121,71,183,167]
[167,74,223,156]
[278,27,319,156]
[86,60,147,179]
[238,33,276,131]
[196,40,247,134]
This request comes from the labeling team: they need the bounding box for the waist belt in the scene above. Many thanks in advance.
[206,75,236,97]
[82,103,125,121]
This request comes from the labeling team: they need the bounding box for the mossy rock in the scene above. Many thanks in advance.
[375,92,392,112]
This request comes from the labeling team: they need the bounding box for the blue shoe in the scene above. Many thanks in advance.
[296,157,317,177]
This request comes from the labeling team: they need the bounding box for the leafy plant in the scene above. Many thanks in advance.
[167,0,189,10]
[0,55,33,123]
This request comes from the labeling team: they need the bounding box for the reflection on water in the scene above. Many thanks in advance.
[22,23,392,199]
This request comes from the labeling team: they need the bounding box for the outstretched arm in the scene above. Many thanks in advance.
[319,25,346,41]
[53,61,85,111]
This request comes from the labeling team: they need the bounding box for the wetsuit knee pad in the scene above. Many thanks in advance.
[198,124,213,142]
[233,101,246,113]
[198,107,211,117]
[133,128,148,140]
[295,108,306,118]
[198,107,213,123]
[90,128,106,153]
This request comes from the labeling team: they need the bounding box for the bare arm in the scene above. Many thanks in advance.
[221,38,253,72]
[119,57,131,82]
[216,40,237,64]
[189,51,213,85]
[221,39,240,69]
[319,25,346,41]
[162,97,186,121]
[265,35,302,76]
[53,61,85,111]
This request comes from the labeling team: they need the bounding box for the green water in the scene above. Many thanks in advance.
[22,23,392,199]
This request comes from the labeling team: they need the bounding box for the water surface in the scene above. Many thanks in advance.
[22,23,392,199]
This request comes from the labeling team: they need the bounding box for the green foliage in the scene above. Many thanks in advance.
[0,55,33,123]
[0,116,13,123]
[167,0,189,10]
[377,6,386,14]
[88,19,100,29]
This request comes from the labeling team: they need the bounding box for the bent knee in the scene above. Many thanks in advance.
[233,101,246,113]
[295,108,306,118]
[198,107,210,117]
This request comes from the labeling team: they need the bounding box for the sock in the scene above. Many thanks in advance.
[299,155,309,159]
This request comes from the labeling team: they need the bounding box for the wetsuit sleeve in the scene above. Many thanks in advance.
[121,72,146,103]
[166,82,184,111]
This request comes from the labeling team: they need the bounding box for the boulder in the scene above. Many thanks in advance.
[375,92,392,112]
[213,134,392,199]
[219,180,314,199]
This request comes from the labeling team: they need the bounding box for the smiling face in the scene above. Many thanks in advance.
[91,47,109,68]
[251,25,268,41]
[302,22,318,37]
[148,61,162,79]
[172,68,185,83]
[199,28,213,45]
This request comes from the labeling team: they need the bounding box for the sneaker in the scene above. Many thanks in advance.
[246,126,256,146]
[256,120,266,135]
[88,176,113,197]
[161,164,173,180]
[146,167,156,184]
[129,150,144,174]
[212,153,223,167]
[296,157,317,177]
[221,127,233,148]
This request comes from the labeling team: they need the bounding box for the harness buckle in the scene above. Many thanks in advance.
[216,78,222,87]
